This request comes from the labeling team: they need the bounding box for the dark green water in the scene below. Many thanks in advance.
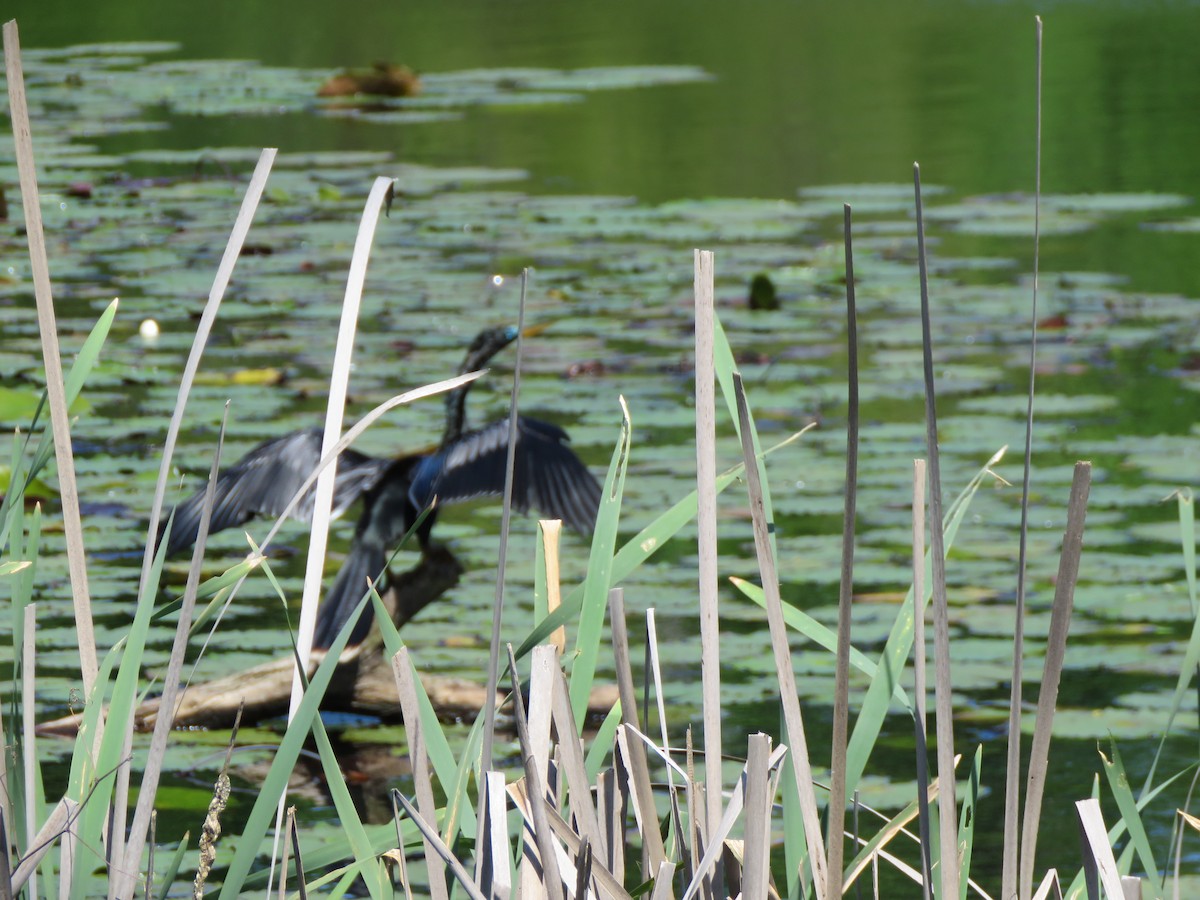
[5,0,1200,891]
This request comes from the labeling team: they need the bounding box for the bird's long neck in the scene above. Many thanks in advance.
[442,378,471,446]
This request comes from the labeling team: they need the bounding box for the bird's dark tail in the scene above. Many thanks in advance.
[312,538,387,650]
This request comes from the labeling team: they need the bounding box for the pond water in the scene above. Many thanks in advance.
[4,0,1200,890]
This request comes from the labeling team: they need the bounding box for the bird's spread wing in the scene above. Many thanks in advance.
[161,428,391,556]
[408,416,601,535]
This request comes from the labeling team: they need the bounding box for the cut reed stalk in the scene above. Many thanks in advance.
[607,588,667,871]
[505,644,565,900]
[732,373,828,897]
[540,520,566,655]
[743,733,774,900]
[1003,17,1045,900]
[393,648,449,900]
[693,249,724,861]
[3,19,97,695]
[549,665,603,852]
[518,645,557,899]
[1018,462,1090,898]
[913,161,960,899]
[481,771,511,899]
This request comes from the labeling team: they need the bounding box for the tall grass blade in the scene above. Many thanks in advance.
[0,298,117,554]
[309,707,388,899]
[216,588,372,899]
[568,397,631,721]
[1004,18,1045,900]
[729,578,908,707]
[142,146,276,653]
[1019,462,1091,899]
[914,161,959,899]
[732,372,827,897]
[291,173,394,691]
[1139,491,1200,800]
[517,429,809,660]
[154,831,189,900]
[271,174,396,897]
[4,19,99,693]
[68,515,175,895]
[958,745,981,900]
[117,410,235,900]
[845,448,1004,798]
[1099,743,1163,898]
[693,249,724,850]
[828,203,861,896]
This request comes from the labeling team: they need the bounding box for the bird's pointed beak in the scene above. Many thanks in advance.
[520,322,552,339]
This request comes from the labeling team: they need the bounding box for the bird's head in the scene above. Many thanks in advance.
[460,323,549,372]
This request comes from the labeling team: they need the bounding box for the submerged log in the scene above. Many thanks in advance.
[39,546,617,735]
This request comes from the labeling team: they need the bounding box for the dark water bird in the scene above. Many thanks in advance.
[747,272,779,311]
[161,325,601,648]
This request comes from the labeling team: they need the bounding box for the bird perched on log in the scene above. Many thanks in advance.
[160,325,601,648]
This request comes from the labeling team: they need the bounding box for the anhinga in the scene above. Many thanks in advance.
[161,325,601,648]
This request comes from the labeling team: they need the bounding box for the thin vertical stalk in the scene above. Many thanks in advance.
[828,203,860,896]
[477,270,530,888]
[912,460,934,899]
[914,161,959,898]
[1004,17,1044,900]
[693,249,724,847]
[4,20,97,693]
[20,603,36,900]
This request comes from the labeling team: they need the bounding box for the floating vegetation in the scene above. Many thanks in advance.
[3,31,1200,898]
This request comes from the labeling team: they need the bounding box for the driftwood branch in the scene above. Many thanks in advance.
[41,547,617,734]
